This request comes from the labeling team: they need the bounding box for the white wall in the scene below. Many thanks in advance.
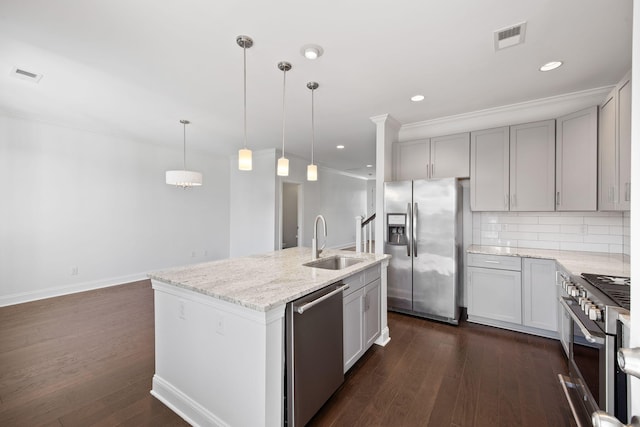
[229,149,277,257]
[282,155,368,250]
[0,115,230,305]
[230,150,369,255]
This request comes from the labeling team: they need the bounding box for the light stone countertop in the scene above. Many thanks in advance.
[149,247,390,312]
[619,313,631,328]
[467,245,630,277]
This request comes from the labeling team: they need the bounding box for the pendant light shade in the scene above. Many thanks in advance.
[237,35,253,171]
[277,61,292,177]
[166,120,203,188]
[238,148,252,170]
[165,170,203,187]
[307,164,318,181]
[277,157,289,176]
[307,81,319,181]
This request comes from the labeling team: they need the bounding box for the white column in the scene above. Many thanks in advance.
[629,0,640,415]
[370,114,400,347]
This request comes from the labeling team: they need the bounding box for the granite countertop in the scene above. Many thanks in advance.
[467,245,630,277]
[149,247,390,312]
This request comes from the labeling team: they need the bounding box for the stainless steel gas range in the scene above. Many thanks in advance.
[558,272,630,427]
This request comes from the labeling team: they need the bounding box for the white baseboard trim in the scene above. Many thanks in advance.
[375,326,391,347]
[0,272,148,307]
[151,375,228,427]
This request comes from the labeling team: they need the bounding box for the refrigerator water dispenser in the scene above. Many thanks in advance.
[386,213,407,245]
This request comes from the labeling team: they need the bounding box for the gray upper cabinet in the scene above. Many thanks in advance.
[618,75,632,210]
[429,133,470,179]
[555,107,598,211]
[394,139,429,181]
[509,120,556,211]
[393,133,470,181]
[470,127,510,211]
[599,71,631,211]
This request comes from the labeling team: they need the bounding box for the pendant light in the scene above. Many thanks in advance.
[237,35,253,171]
[307,82,319,181]
[166,120,203,188]
[277,61,292,176]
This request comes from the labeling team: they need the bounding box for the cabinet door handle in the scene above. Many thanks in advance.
[625,182,631,202]
[426,163,430,178]
[556,191,560,206]
[431,163,435,177]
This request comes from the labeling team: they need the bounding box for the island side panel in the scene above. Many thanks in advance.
[151,280,285,427]
[375,259,391,346]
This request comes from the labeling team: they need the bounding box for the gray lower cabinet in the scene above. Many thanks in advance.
[467,254,558,337]
[343,265,381,373]
[522,258,557,332]
[468,264,522,324]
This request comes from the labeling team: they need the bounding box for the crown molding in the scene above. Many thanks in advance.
[398,86,613,142]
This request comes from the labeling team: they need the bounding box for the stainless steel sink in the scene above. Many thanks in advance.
[303,256,364,270]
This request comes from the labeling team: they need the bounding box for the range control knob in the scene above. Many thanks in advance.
[583,302,593,315]
[571,288,581,297]
[589,306,602,321]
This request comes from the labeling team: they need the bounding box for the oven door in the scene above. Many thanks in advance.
[558,296,606,427]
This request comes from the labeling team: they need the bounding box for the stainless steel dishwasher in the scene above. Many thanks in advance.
[285,282,347,426]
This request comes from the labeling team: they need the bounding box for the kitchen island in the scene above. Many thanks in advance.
[148,247,390,427]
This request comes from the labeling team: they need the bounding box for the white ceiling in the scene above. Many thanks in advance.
[0,0,632,178]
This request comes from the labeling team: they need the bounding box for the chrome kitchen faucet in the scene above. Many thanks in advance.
[311,215,327,260]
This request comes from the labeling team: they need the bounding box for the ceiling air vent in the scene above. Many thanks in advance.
[494,22,527,51]
[11,66,43,83]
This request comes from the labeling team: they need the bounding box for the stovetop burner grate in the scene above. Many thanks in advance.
[581,273,630,310]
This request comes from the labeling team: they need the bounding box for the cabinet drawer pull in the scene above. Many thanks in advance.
[484,260,500,264]
[625,182,631,202]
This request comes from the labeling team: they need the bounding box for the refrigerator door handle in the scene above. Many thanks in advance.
[413,202,418,257]
[406,203,412,257]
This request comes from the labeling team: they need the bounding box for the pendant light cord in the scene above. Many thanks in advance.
[243,44,247,150]
[183,121,187,169]
[311,87,315,165]
[281,68,286,158]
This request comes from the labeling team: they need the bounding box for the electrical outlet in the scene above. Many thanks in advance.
[191,251,196,258]
[178,299,186,320]
[71,266,78,276]
[215,314,224,335]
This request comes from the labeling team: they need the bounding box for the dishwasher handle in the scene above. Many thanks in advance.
[295,284,349,314]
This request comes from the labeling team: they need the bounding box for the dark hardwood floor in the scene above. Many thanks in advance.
[0,281,575,426]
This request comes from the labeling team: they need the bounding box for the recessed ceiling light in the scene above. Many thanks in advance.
[539,61,563,72]
[411,95,425,102]
[366,164,373,168]
[336,145,345,149]
[301,44,324,60]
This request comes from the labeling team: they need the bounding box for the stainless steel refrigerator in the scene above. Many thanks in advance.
[384,178,462,324]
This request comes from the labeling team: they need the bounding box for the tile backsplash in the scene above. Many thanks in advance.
[473,211,630,255]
